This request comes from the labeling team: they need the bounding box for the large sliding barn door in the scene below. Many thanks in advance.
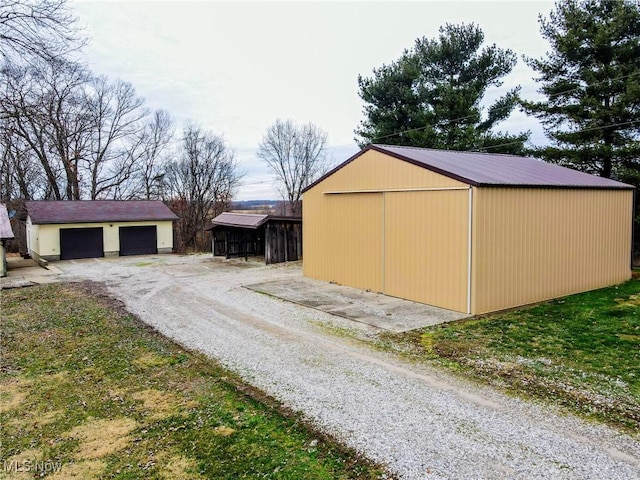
[315,193,384,293]
[312,189,470,312]
[383,190,469,313]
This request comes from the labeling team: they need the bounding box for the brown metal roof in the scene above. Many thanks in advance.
[25,200,178,225]
[211,213,268,229]
[0,204,14,239]
[303,144,634,192]
[206,212,302,230]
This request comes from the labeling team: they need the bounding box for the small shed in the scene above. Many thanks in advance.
[302,144,634,315]
[25,200,177,262]
[0,204,15,277]
[206,212,302,264]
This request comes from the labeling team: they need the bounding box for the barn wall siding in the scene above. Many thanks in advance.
[317,149,467,192]
[472,188,633,314]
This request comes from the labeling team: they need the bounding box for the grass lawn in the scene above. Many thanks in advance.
[383,277,640,433]
[0,283,389,479]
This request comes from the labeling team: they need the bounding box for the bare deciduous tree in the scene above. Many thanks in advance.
[1,58,90,199]
[0,0,84,63]
[1,58,150,200]
[165,123,241,252]
[257,119,328,216]
[0,124,43,200]
[83,75,148,199]
[125,109,174,200]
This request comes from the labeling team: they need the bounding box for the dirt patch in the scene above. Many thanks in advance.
[67,417,137,460]
[66,281,132,317]
[49,460,106,479]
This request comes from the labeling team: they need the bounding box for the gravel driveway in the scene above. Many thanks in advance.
[58,254,640,480]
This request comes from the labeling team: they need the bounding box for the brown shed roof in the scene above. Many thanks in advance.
[303,144,634,192]
[0,204,14,239]
[206,212,302,230]
[25,200,178,225]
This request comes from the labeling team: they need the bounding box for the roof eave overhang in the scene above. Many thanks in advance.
[30,217,178,225]
[475,183,635,190]
[209,223,262,230]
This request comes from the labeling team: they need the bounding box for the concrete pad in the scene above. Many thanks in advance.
[244,278,469,333]
[0,257,61,289]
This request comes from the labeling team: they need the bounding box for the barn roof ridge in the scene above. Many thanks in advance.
[302,144,633,192]
[374,143,522,158]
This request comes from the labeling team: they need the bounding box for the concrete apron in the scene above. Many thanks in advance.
[0,257,62,289]
[244,278,469,333]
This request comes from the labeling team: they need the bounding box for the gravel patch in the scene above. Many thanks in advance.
[58,254,640,479]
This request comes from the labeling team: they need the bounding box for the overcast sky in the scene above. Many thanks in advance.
[72,0,556,200]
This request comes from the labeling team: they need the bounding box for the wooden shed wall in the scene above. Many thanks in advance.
[264,222,302,264]
[472,188,633,314]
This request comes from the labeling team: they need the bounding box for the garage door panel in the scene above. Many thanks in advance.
[119,226,157,256]
[384,190,469,312]
[60,227,104,260]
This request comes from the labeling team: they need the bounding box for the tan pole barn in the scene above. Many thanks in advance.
[302,145,634,315]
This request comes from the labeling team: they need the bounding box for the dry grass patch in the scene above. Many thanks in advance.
[213,426,236,436]
[49,460,106,479]
[36,409,62,426]
[1,448,44,480]
[67,417,137,460]
[0,377,31,413]
[5,408,63,431]
[160,455,204,480]
[133,352,171,369]
[132,388,194,420]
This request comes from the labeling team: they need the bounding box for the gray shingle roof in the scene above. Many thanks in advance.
[304,144,634,191]
[25,200,178,225]
[0,204,14,239]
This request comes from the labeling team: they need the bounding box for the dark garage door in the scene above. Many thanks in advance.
[119,226,157,256]
[60,227,104,260]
